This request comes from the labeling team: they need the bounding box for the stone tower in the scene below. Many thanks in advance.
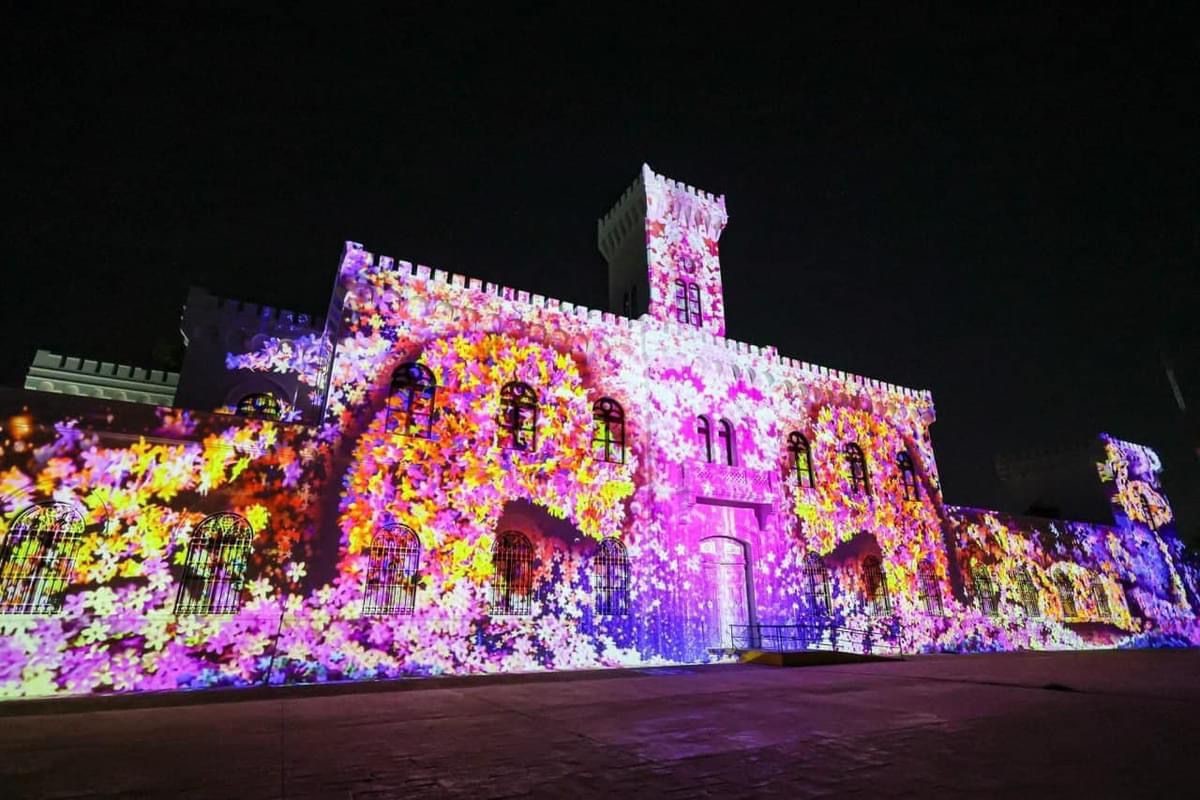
[597,164,729,336]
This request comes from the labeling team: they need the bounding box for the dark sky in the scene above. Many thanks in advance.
[4,4,1198,523]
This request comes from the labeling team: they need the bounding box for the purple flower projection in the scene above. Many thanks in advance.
[0,169,1196,700]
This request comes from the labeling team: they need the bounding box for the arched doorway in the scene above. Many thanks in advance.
[700,536,751,649]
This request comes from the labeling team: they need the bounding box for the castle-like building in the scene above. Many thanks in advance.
[1,165,1196,699]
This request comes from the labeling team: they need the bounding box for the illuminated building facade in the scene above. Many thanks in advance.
[1,165,1197,699]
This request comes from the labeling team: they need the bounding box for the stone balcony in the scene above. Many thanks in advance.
[679,460,779,527]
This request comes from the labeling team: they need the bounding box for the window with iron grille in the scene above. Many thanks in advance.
[897,452,919,501]
[696,415,713,463]
[862,555,891,616]
[1090,575,1111,620]
[0,502,86,614]
[802,552,831,616]
[387,362,436,437]
[972,564,1000,616]
[237,392,281,420]
[918,562,943,615]
[592,398,625,464]
[717,419,735,466]
[174,512,253,615]
[1054,573,1077,620]
[498,381,538,451]
[363,524,420,615]
[593,538,630,615]
[787,432,815,488]
[843,443,870,496]
[1014,566,1040,617]
[491,531,535,615]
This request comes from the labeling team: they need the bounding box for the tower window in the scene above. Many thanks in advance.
[388,362,436,437]
[498,381,538,451]
[674,279,702,326]
[491,531,535,615]
[697,415,713,463]
[1055,573,1077,620]
[787,432,814,488]
[0,502,86,614]
[843,443,870,496]
[897,452,918,500]
[593,537,630,615]
[174,512,254,615]
[363,524,420,616]
[592,397,625,464]
[717,419,735,466]
[1014,566,1040,617]
[1090,575,1111,620]
[237,392,281,420]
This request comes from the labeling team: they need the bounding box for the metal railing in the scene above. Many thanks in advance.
[728,620,904,656]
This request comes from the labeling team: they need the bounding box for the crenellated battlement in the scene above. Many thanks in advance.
[346,242,933,406]
[182,287,323,332]
[27,350,179,387]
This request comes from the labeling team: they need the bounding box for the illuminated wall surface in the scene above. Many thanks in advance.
[2,167,1197,699]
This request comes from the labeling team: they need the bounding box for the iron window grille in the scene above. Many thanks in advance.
[717,419,735,466]
[363,524,420,616]
[491,531,535,615]
[862,555,891,616]
[1015,566,1041,617]
[593,537,630,615]
[237,392,281,420]
[592,397,626,464]
[174,512,253,615]
[1090,576,1111,620]
[802,553,832,616]
[972,564,1000,616]
[498,381,538,451]
[696,415,713,463]
[1055,573,1078,620]
[387,362,436,437]
[918,563,943,615]
[843,443,871,496]
[897,452,919,501]
[787,432,815,488]
[0,502,86,614]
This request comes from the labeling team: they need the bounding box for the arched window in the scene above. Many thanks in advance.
[592,398,625,464]
[971,564,999,616]
[843,443,870,496]
[674,279,702,326]
[498,381,538,451]
[491,531,535,615]
[1090,575,1111,620]
[897,452,918,501]
[918,562,943,615]
[174,512,253,614]
[237,392,281,420]
[802,553,831,616]
[788,432,814,488]
[363,524,420,615]
[0,502,85,614]
[861,555,891,616]
[593,537,630,615]
[387,362,436,437]
[1014,566,1040,617]
[696,415,713,463]
[717,419,735,466]
[1054,572,1077,620]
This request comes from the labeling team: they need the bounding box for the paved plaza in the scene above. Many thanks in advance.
[2,649,1197,798]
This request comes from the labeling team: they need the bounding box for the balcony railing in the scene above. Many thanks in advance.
[681,460,777,507]
[728,621,904,656]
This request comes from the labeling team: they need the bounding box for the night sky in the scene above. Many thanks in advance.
[5,5,1197,530]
